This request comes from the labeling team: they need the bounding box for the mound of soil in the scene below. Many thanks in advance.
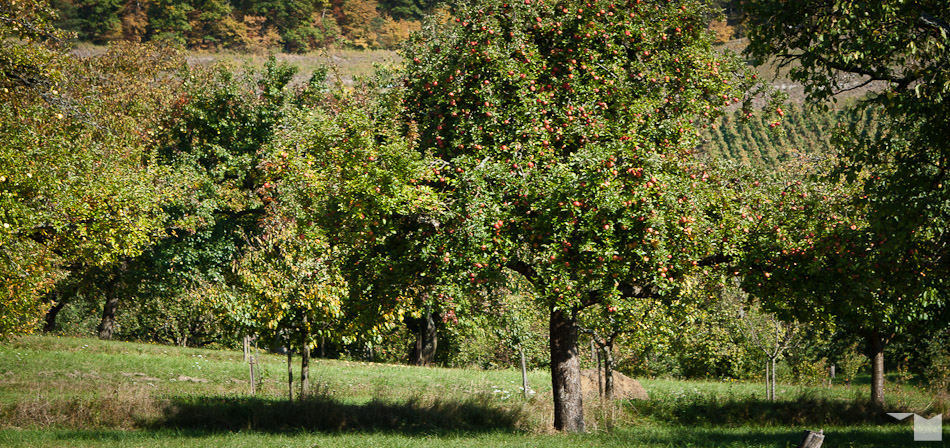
[579,369,649,400]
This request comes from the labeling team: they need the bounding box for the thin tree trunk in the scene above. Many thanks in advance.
[287,350,293,402]
[590,337,596,364]
[550,307,585,433]
[421,309,437,365]
[604,342,615,400]
[519,342,529,399]
[869,330,886,406]
[765,359,771,400]
[301,315,310,398]
[320,334,325,358]
[248,353,256,395]
[596,345,603,397]
[771,357,777,401]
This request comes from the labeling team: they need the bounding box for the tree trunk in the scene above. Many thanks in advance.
[248,356,256,395]
[550,307,585,433]
[287,350,294,402]
[604,342,615,400]
[409,306,438,366]
[765,359,771,400]
[301,315,310,398]
[519,342,529,399]
[43,292,66,333]
[97,262,126,340]
[771,356,777,401]
[596,347,603,397]
[98,287,120,340]
[868,330,886,406]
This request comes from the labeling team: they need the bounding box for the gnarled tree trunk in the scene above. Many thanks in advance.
[550,307,584,433]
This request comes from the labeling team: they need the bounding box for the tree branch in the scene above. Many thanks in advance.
[919,13,950,35]
[506,259,537,282]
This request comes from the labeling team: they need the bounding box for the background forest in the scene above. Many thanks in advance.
[47,0,743,52]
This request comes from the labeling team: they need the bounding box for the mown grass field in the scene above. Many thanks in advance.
[1,336,945,447]
[72,44,400,87]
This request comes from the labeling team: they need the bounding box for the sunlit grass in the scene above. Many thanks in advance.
[1,335,945,447]
[70,44,400,86]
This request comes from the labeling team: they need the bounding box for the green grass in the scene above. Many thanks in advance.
[1,335,946,447]
[0,425,924,447]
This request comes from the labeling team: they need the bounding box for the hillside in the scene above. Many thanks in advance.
[51,0,442,52]
[699,104,883,167]
[51,0,749,53]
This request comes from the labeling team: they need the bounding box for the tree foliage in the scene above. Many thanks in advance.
[0,38,183,337]
[742,0,950,404]
[401,0,764,431]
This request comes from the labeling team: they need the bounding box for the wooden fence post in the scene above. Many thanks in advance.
[797,430,824,448]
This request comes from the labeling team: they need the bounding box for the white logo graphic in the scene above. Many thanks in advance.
[888,413,943,442]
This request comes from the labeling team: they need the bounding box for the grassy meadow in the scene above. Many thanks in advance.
[1,336,945,447]
[72,44,400,87]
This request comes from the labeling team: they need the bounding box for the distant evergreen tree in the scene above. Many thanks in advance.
[147,0,193,44]
[378,0,441,20]
[74,0,124,42]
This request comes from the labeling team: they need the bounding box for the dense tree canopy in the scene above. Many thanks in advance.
[401,0,765,431]
[0,38,182,336]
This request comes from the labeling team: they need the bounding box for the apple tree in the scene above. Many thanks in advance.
[230,73,441,392]
[401,0,761,431]
[0,34,183,336]
[736,161,942,406]
[742,0,950,405]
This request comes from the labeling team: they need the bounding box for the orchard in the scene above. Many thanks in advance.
[2,0,948,439]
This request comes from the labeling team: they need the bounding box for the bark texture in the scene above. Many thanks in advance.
[796,430,825,448]
[550,307,585,433]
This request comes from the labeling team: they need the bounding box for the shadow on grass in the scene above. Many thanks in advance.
[630,393,904,426]
[150,393,525,434]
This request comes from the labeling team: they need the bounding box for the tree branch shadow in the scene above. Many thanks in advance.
[149,392,526,435]
[629,393,907,426]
